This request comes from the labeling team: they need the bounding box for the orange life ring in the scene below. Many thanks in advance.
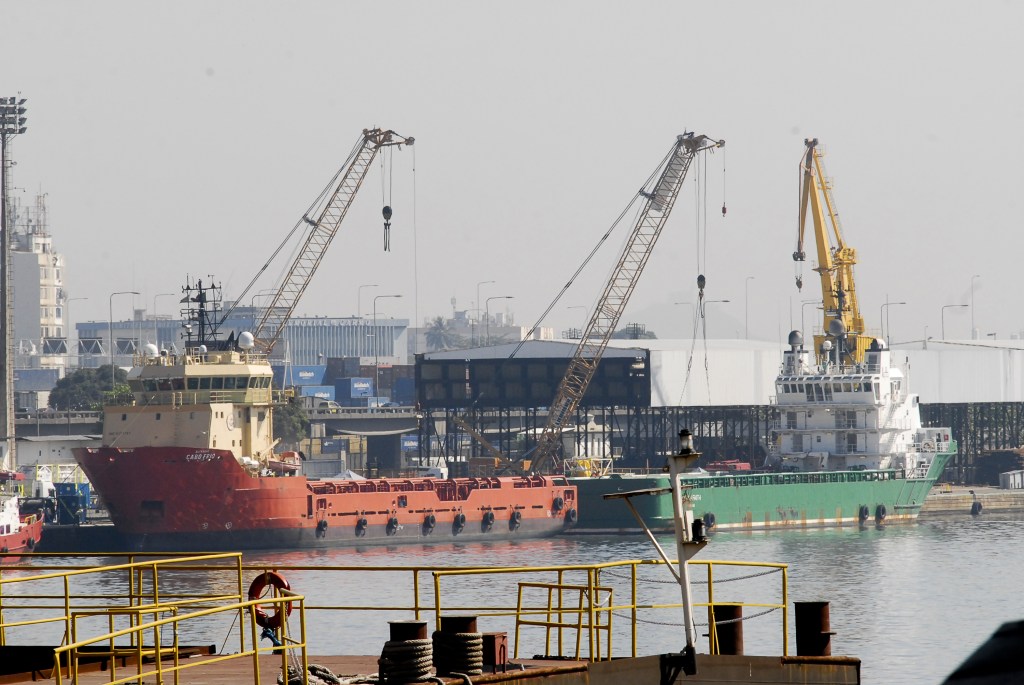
[248,571,293,629]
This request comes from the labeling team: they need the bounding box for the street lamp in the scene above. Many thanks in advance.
[1,97,28,469]
[941,304,968,340]
[109,291,139,390]
[357,284,378,319]
[879,299,906,343]
[744,276,755,339]
[970,274,981,337]
[475,280,495,345]
[485,296,514,345]
[568,305,587,338]
[373,294,402,397]
[152,292,177,348]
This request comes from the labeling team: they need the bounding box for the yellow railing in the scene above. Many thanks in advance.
[1,554,788,676]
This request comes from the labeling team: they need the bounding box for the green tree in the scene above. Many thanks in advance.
[49,365,129,411]
[612,324,657,340]
[425,316,465,351]
[274,398,310,448]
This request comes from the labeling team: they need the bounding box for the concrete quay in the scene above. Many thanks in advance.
[922,485,1024,516]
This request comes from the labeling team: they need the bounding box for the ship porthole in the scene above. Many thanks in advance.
[858,505,869,523]
[509,510,522,531]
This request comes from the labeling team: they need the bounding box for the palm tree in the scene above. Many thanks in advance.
[425,316,463,351]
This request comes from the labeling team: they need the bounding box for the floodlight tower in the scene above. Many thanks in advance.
[0,96,27,471]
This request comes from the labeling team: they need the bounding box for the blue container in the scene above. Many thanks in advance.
[54,482,89,525]
[393,377,416,404]
[335,377,374,399]
[299,385,336,401]
[272,365,327,387]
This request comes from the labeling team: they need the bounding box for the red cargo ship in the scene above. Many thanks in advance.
[74,280,577,552]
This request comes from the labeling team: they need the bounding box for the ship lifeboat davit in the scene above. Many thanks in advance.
[266,451,303,475]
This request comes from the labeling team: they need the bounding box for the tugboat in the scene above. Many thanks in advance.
[73,279,576,552]
[0,471,42,556]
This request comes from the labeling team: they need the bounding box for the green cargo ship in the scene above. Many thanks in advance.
[569,333,957,532]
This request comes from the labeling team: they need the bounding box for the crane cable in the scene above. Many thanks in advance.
[221,134,367,324]
[508,145,677,359]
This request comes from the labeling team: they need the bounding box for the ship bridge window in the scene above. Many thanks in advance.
[144,379,158,392]
[224,377,237,390]
[843,383,852,392]
[187,378,199,390]
[173,378,185,390]
[248,377,260,388]
[212,377,224,390]
[199,377,211,390]
[806,385,815,402]
[158,379,172,391]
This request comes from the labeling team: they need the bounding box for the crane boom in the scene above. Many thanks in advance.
[792,138,868,364]
[250,128,413,354]
[529,132,724,474]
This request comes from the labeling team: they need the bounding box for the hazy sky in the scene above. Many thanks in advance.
[6,2,1023,346]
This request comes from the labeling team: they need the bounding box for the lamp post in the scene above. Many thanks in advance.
[485,296,513,345]
[1,96,28,470]
[568,305,587,339]
[970,274,980,337]
[109,291,139,390]
[879,298,906,343]
[373,294,402,397]
[475,280,495,345]
[941,304,968,340]
[801,299,819,343]
[152,292,177,349]
[357,284,378,319]
[744,276,755,339]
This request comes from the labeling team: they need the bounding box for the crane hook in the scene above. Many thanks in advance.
[382,206,393,252]
[721,203,727,217]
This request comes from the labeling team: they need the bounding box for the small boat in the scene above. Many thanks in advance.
[0,471,43,556]
[72,279,577,552]
[568,332,955,533]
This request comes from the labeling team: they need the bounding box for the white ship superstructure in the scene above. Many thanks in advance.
[773,331,952,477]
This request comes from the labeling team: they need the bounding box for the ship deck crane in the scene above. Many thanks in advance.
[793,138,868,366]
[527,132,724,475]
[225,128,413,355]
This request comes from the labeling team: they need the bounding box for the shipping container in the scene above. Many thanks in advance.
[299,385,336,401]
[336,377,374,398]
[272,365,327,387]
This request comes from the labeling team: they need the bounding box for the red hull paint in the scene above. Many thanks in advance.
[0,516,43,558]
[73,446,577,552]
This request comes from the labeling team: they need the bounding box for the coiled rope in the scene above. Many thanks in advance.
[379,638,434,683]
[432,631,483,677]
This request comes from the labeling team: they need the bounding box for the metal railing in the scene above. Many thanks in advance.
[0,554,789,680]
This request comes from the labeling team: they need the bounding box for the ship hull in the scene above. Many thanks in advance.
[0,516,43,557]
[72,446,577,552]
[570,449,954,533]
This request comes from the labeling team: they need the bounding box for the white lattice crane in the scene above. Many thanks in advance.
[528,132,723,474]
[227,128,413,355]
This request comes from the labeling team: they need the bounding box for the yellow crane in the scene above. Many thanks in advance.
[793,138,869,365]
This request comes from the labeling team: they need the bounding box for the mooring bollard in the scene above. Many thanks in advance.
[795,601,836,656]
[711,605,744,655]
[434,615,483,677]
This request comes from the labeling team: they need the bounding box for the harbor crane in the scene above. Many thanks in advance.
[526,132,724,474]
[792,138,869,365]
[225,128,413,355]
